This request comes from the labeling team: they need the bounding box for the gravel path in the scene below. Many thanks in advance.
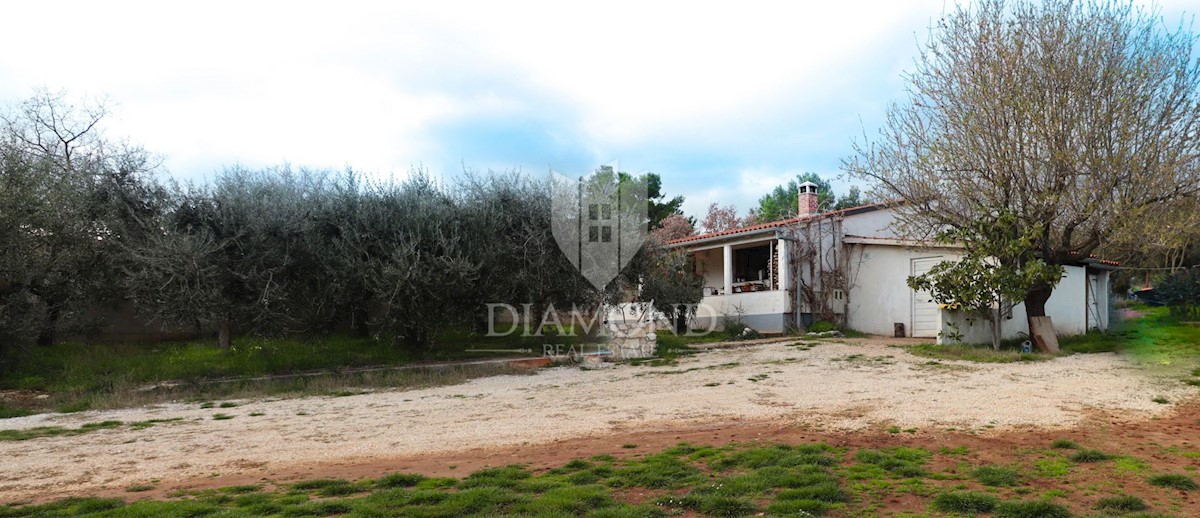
[0,338,1192,502]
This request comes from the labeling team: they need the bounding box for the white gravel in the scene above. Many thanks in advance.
[0,338,1192,501]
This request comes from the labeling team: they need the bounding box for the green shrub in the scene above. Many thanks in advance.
[1095,495,1148,512]
[1147,473,1198,490]
[931,491,998,514]
[972,465,1021,486]
[993,500,1071,518]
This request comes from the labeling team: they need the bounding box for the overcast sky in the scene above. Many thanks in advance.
[0,1,1193,219]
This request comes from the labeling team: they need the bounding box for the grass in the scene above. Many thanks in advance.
[931,491,998,514]
[1070,449,1111,463]
[993,499,1071,518]
[1063,306,1200,370]
[1096,495,1149,512]
[905,306,1200,371]
[0,406,33,419]
[1051,439,1080,449]
[0,352,534,416]
[1147,473,1198,490]
[972,465,1022,486]
[0,328,573,415]
[905,343,1051,363]
[6,438,1199,517]
[0,420,123,441]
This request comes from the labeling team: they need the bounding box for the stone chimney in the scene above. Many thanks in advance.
[798,181,820,216]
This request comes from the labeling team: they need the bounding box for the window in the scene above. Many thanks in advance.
[587,203,613,243]
[733,245,772,282]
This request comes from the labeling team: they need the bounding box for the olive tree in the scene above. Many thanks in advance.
[0,90,160,347]
[847,0,1200,341]
[125,167,317,348]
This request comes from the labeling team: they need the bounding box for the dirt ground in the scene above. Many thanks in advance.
[1,336,1196,505]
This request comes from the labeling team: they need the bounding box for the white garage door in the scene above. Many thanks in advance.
[911,257,943,338]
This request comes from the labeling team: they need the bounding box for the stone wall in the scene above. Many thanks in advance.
[606,318,657,360]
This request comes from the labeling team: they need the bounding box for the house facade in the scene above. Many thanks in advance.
[667,184,1116,341]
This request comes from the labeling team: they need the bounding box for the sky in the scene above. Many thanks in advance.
[0,1,1194,219]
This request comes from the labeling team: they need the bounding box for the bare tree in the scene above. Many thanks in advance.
[846,0,1200,339]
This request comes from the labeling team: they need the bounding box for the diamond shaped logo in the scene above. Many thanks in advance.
[550,165,648,289]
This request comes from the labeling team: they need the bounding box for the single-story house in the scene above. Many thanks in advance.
[666,182,1117,341]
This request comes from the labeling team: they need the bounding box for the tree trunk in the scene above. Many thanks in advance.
[1024,282,1058,352]
[991,307,1003,351]
[36,305,61,346]
[217,319,232,349]
[353,306,370,338]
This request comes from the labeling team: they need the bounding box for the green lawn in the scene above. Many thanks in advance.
[4,438,1196,517]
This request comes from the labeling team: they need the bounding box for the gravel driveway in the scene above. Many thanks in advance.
[0,337,1191,502]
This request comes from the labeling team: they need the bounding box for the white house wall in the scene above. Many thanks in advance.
[841,208,903,239]
[935,264,1105,345]
[693,291,789,334]
[845,244,960,336]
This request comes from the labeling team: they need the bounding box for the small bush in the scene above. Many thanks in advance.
[931,491,998,514]
[1147,473,1198,490]
[972,465,1021,486]
[1095,495,1148,512]
[723,320,761,341]
[1070,449,1110,462]
[993,500,1071,518]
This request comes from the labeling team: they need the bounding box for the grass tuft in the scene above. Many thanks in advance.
[1050,439,1080,449]
[931,491,998,514]
[993,499,1071,518]
[1095,495,1148,512]
[1147,473,1198,490]
[376,472,427,488]
[1070,449,1110,462]
[972,465,1021,487]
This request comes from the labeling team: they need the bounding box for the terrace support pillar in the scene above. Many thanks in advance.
[723,244,733,296]
[777,238,789,291]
